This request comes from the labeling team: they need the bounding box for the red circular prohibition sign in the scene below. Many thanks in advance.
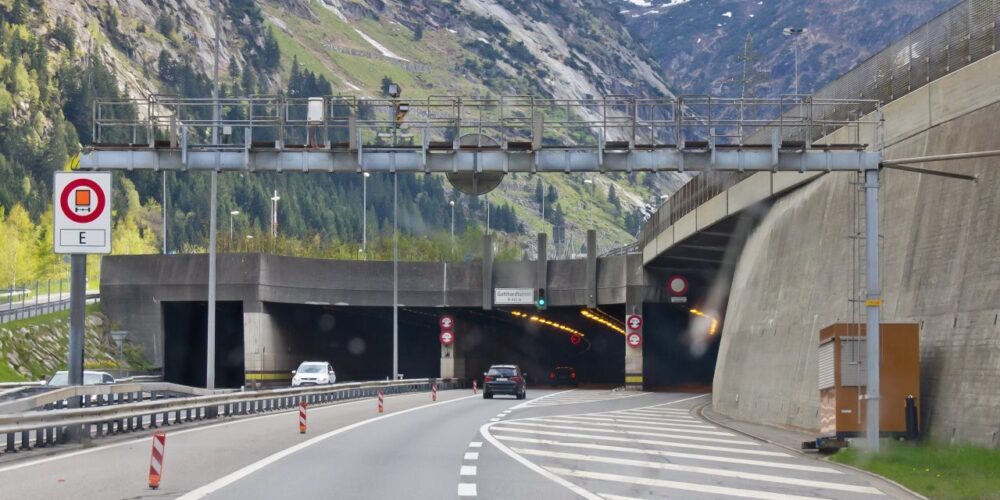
[60,178,106,224]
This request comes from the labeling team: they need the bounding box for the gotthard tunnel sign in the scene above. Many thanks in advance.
[53,172,112,254]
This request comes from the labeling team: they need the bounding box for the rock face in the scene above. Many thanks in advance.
[712,51,1000,447]
[0,313,133,381]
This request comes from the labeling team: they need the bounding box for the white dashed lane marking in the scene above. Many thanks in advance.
[469,441,482,448]
[463,451,479,460]
[460,465,477,476]
[457,482,478,497]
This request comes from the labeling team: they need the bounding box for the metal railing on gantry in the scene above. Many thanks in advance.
[80,95,881,174]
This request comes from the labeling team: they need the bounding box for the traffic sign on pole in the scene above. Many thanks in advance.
[626,314,643,331]
[54,172,113,254]
[667,275,688,296]
[439,315,454,331]
[439,330,455,346]
[570,335,581,345]
[627,332,643,348]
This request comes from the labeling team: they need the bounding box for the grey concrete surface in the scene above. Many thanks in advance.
[713,50,1000,446]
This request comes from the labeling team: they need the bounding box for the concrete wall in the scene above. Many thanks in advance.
[713,51,1000,446]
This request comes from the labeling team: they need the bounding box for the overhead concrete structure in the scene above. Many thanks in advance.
[713,45,1000,447]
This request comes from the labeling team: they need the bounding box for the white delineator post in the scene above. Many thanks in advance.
[148,431,167,489]
[298,401,307,434]
[377,389,384,414]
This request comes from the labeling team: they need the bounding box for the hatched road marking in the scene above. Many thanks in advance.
[482,394,888,499]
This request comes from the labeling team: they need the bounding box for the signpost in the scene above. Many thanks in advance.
[439,315,454,331]
[440,315,455,346]
[626,314,643,331]
[439,330,455,346]
[570,334,581,345]
[53,171,112,419]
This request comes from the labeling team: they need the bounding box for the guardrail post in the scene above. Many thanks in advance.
[19,430,29,450]
[6,432,15,452]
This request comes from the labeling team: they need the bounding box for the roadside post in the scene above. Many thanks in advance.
[148,430,167,489]
[298,401,308,434]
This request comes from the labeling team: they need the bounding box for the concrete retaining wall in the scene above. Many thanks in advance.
[712,51,1000,446]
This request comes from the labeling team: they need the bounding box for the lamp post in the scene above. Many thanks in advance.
[449,200,456,257]
[782,27,807,95]
[270,190,280,238]
[229,210,239,243]
[363,172,370,258]
[584,178,593,195]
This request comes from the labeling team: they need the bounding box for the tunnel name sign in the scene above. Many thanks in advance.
[53,172,112,254]
[493,288,535,305]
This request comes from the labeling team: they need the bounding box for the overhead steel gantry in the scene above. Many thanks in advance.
[79,95,881,173]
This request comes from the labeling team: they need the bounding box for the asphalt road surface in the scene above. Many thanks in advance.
[0,388,907,499]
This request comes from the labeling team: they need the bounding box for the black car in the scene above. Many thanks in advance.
[549,366,578,386]
[483,364,527,399]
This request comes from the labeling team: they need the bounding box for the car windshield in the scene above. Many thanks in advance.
[84,373,105,384]
[47,372,68,386]
[488,367,517,377]
[299,364,325,373]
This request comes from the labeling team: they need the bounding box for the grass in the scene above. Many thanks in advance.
[1,303,102,331]
[830,440,1000,500]
[0,361,25,382]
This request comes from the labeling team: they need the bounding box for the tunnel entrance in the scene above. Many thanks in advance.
[162,301,245,388]
[642,302,720,391]
[460,307,626,386]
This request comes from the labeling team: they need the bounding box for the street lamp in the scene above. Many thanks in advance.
[449,200,456,256]
[363,172,370,258]
[583,178,594,195]
[229,210,240,243]
[782,27,807,96]
[270,191,280,238]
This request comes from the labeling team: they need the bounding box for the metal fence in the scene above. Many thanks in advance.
[1,280,100,324]
[637,0,999,248]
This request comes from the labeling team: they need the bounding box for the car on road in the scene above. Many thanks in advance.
[291,361,336,387]
[483,364,527,399]
[549,366,578,386]
[46,370,115,386]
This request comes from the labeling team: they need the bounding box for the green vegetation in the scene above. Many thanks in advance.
[831,440,1000,500]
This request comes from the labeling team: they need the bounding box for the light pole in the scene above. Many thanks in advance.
[449,200,455,257]
[270,190,280,238]
[206,0,221,390]
[783,27,807,95]
[583,178,593,195]
[392,172,399,380]
[363,172,370,258]
[229,210,239,243]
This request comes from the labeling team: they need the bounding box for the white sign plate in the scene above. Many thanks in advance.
[54,172,113,254]
[494,288,535,305]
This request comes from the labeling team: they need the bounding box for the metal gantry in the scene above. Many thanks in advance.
[80,94,881,173]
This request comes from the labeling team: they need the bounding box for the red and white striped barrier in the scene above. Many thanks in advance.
[472,380,478,395]
[377,389,384,414]
[432,382,438,402]
[298,401,307,434]
[148,430,166,489]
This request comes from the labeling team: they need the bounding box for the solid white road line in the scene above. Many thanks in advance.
[481,422,603,500]
[559,414,724,430]
[176,394,478,499]
[512,448,883,494]
[457,483,478,496]
[604,411,698,421]
[526,418,735,435]
[492,435,840,473]
[469,441,483,448]
[0,390,459,475]
[543,415,716,429]
[546,467,824,500]
[487,427,787,456]
[498,421,750,444]
[490,418,500,422]
[460,465,477,476]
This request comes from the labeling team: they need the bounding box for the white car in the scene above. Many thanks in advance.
[47,370,116,386]
[291,361,336,387]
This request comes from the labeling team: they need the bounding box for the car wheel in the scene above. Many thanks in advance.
[483,392,492,399]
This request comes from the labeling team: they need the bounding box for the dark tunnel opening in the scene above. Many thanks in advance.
[642,301,722,392]
[162,301,245,388]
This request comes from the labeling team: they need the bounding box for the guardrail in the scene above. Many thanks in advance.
[0,381,224,414]
[0,293,100,324]
[0,378,458,454]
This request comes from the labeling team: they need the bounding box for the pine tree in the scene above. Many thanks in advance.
[534,179,543,207]
[608,185,620,211]
[413,25,424,41]
[545,184,558,207]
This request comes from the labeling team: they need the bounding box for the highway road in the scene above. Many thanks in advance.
[0,388,909,499]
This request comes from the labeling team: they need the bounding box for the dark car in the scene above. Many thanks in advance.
[483,364,527,399]
[549,366,577,386]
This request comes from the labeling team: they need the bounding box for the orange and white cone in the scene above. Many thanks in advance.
[472,380,478,395]
[377,389,384,414]
[298,401,307,434]
[148,431,166,489]
[432,383,438,402]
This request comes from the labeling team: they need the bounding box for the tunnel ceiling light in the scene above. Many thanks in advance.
[689,308,720,336]
[580,309,626,335]
[505,310,584,337]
